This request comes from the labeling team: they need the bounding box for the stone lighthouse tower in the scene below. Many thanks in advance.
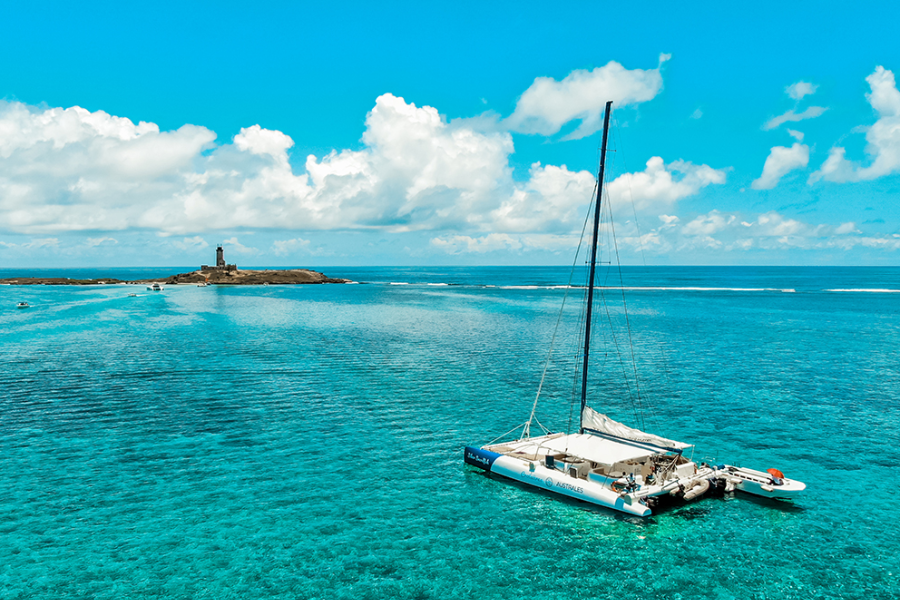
[201,244,237,272]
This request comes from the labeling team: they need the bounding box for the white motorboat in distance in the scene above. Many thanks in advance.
[16,301,29,309]
[464,101,805,517]
[147,283,163,291]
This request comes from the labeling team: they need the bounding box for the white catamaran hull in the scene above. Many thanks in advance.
[467,446,722,517]
[465,445,804,516]
[490,451,650,517]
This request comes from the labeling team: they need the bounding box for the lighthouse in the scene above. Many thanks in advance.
[201,244,237,272]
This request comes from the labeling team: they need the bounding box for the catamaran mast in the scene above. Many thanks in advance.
[579,100,613,434]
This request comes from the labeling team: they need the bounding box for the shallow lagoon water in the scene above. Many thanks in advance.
[1,267,898,599]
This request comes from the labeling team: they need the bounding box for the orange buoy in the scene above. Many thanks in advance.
[767,468,785,479]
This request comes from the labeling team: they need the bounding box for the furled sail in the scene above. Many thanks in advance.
[582,406,692,451]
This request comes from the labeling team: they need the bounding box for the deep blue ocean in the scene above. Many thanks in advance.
[1,266,898,599]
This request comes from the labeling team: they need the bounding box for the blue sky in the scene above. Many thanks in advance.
[1,1,899,267]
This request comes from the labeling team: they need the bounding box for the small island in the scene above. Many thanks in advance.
[0,245,348,286]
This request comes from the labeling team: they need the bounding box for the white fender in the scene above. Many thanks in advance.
[684,478,710,501]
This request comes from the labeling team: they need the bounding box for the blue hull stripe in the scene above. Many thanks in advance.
[464,446,502,471]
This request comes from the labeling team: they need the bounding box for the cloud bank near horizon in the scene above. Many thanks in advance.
[1,61,899,261]
[0,57,724,243]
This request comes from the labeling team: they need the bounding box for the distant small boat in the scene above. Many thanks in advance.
[16,301,29,309]
[147,283,163,291]
[197,282,208,287]
[127,293,137,297]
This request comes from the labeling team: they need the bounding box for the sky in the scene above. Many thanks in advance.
[1,0,899,267]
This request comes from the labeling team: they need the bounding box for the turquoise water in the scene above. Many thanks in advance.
[1,267,898,599]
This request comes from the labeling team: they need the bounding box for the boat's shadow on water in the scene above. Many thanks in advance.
[472,470,647,524]
[465,468,805,523]
[637,489,807,520]
[725,490,807,514]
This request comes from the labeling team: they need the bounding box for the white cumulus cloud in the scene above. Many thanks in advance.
[786,81,818,101]
[659,214,680,225]
[606,156,727,212]
[489,163,596,233]
[682,211,736,236]
[430,233,523,254]
[171,236,209,251]
[764,106,828,130]
[548,200,900,257]
[505,54,669,139]
[272,237,311,256]
[764,80,827,130]
[0,99,216,234]
[85,236,118,247]
[835,222,860,234]
[0,87,728,248]
[0,94,518,235]
[751,142,810,189]
[234,125,294,161]
[221,237,259,255]
[0,237,59,249]
[810,66,900,182]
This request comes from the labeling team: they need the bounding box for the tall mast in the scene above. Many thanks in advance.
[580,100,613,434]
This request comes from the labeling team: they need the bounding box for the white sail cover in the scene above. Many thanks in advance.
[582,407,692,450]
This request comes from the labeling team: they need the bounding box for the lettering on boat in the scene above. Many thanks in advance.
[519,471,546,486]
[463,447,501,470]
[467,452,490,466]
[518,472,585,494]
[552,480,584,494]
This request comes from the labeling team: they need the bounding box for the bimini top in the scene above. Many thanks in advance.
[494,408,691,467]
[504,433,675,466]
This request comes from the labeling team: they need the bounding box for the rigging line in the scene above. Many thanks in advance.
[568,281,588,436]
[525,179,597,440]
[611,117,667,432]
[608,169,646,429]
[532,416,551,435]
[609,115,661,431]
[612,116,648,268]
[597,264,643,427]
[606,175,648,432]
[567,188,597,437]
[593,152,643,429]
[568,221,593,435]
[606,119,643,423]
[487,422,529,446]
[591,252,643,426]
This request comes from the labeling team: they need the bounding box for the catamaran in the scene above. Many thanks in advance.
[463,101,805,517]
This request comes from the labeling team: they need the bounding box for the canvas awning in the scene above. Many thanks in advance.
[500,431,681,466]
[540,433,668,465]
